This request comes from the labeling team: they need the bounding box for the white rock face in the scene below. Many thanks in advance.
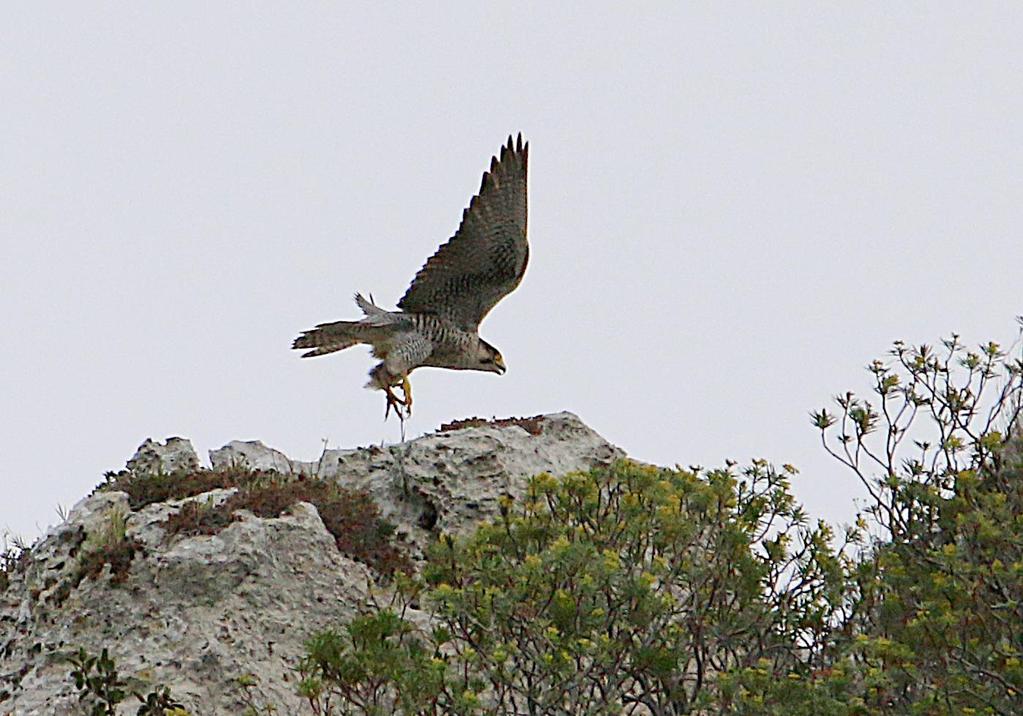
[0,413,621,715]
[126,437,200,477]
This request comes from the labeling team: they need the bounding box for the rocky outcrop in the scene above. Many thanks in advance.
[0,413,621,715]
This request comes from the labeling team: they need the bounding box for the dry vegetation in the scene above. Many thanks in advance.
[437,415,546,436]
[160,476,412,576]
[100,466,411,577]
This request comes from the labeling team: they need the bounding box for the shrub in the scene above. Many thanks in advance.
[811,331,1023,713]
[299,460,848,714]
[67,646,187,716]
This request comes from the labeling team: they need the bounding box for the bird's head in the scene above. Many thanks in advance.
[477,340,507,374]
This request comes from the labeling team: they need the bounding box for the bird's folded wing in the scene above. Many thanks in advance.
[398,134,529,330]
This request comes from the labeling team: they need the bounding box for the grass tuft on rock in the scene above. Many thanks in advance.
[102,466,275,510]
[143,471,413,577]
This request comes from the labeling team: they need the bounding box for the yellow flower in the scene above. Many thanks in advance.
[550,535,571,554]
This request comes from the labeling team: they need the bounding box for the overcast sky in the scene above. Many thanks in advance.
[3,4,1022,542]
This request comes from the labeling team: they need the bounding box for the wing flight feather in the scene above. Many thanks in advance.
[397,134,529,329]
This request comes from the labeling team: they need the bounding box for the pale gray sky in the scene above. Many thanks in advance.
[3,4,1022,541]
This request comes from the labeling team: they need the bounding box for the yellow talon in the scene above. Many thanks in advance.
[400,376,413,415]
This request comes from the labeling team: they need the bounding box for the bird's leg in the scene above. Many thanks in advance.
[383,383,406,421]
[383,375,413,421]
[399,375,413,416]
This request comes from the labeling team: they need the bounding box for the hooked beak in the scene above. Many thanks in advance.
[494,354,506,374]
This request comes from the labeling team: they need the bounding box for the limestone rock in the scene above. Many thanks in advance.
[126,437,200,477]
[0,412,621,715]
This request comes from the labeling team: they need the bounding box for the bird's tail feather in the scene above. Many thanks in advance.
[292,320,371,358]
[354,292,394,326]
[293,294,397,358]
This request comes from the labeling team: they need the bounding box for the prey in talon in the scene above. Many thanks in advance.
[382,375,412,420]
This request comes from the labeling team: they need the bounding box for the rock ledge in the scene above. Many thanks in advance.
[0,412,621,715]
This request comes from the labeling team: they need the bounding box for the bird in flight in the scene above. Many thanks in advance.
[293,134,529,420]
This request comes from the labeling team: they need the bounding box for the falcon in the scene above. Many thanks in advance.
[292,134,529,419]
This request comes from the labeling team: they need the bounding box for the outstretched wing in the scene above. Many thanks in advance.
[398,134,529,329]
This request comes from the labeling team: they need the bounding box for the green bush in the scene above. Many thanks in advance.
[67,646,187,716]
[811,332,1023,713]
[299,459,850,714]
